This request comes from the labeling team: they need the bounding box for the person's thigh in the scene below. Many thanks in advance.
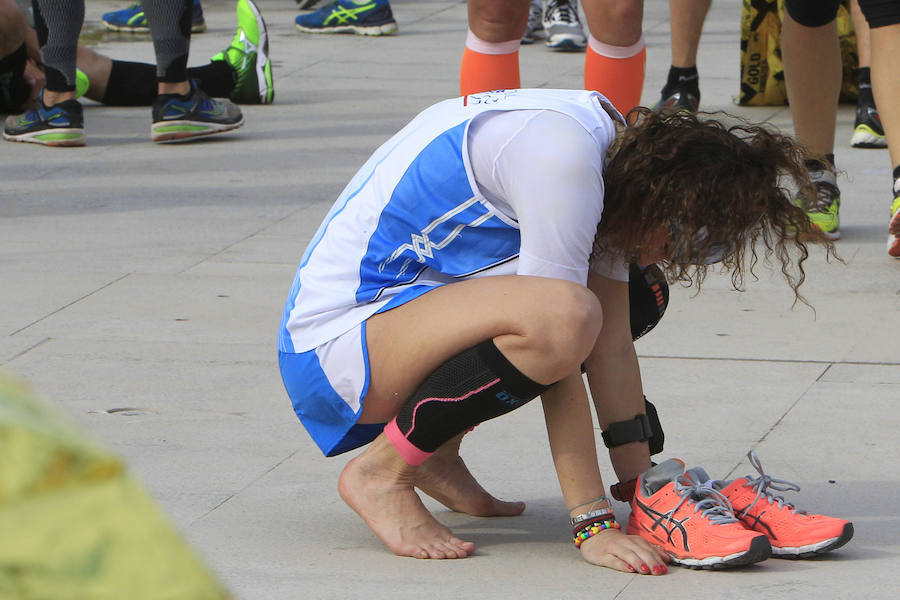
[360,275,603,424]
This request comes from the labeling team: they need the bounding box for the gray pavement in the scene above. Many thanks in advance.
[2,0,899,598]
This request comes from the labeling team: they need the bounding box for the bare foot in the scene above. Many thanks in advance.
[415,435,525,517]
[338,435,476,559]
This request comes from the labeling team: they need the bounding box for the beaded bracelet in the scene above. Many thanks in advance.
[573,518,620,548]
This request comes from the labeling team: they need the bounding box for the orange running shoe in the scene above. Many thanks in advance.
[627,459,771,569]
[708,451,854,558]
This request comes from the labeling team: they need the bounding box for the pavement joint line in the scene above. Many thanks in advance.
[178,204,314,274]
[743,363,828,467]
[815,363,835,382]
[187,448,301,528]
[402,1,460,26]
[638,354,900,367]
[2,337,52,365]
[8,273,131,337]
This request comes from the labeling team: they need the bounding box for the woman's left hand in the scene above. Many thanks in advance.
[579,528,670,575]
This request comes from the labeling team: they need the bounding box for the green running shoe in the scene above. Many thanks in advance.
[798,166,841,240]
[212,0,274,104]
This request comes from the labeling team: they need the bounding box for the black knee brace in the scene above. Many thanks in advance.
[600,397,664,456]
[784,0,841,27]
[629,263,669,342]
[384,339,551,465]
[858,0,900,28]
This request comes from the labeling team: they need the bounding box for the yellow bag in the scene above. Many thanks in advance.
[739,0,859,106]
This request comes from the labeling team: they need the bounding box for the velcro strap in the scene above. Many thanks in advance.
[601,414,653,448]
[610,478,637,502]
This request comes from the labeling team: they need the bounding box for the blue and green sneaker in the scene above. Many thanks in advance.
[102,0,207,33]
[151,80,243,143]
[211,0,274,104]
[3,93,85,147]
[295,0,398,36]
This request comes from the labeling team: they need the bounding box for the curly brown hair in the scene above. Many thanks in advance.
[597,107,837,305]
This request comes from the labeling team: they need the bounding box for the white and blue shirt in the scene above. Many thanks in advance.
[279,89,627,354]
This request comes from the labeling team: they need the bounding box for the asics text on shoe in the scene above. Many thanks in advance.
[627,459,771,569]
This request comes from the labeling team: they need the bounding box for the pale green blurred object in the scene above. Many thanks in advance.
[0,373,232,599]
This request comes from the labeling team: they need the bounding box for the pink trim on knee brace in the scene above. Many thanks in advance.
[384,419,433,466]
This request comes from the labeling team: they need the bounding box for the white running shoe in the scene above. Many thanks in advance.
[543,0,586,51]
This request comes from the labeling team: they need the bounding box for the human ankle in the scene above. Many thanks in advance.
[158,81,191,96]
[43,89,76,106]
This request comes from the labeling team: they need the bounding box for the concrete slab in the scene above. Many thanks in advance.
[2,0,899,598]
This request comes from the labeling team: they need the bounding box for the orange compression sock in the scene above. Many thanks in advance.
[460,30,521,96]
[584,34,646,115]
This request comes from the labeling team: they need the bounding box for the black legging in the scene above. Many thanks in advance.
[142,0,193,82]
[32,0,83,91]
[784,0,900,29]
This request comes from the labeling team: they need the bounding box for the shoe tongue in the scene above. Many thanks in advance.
[684,466,710,485]
[683,466,724,492]
[641,458,685,495]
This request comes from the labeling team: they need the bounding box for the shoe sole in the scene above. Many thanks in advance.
[3,129,85,147]
[521,30,546,44]
[102,21,207,33]
[850,126,887,149]
[817,227,840,241]
[295,22,398,35]
[799,221,840,241]
[545,35,586,51]
[151,118,244,143]
[771,522,854,559]
[669,534,772,570]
